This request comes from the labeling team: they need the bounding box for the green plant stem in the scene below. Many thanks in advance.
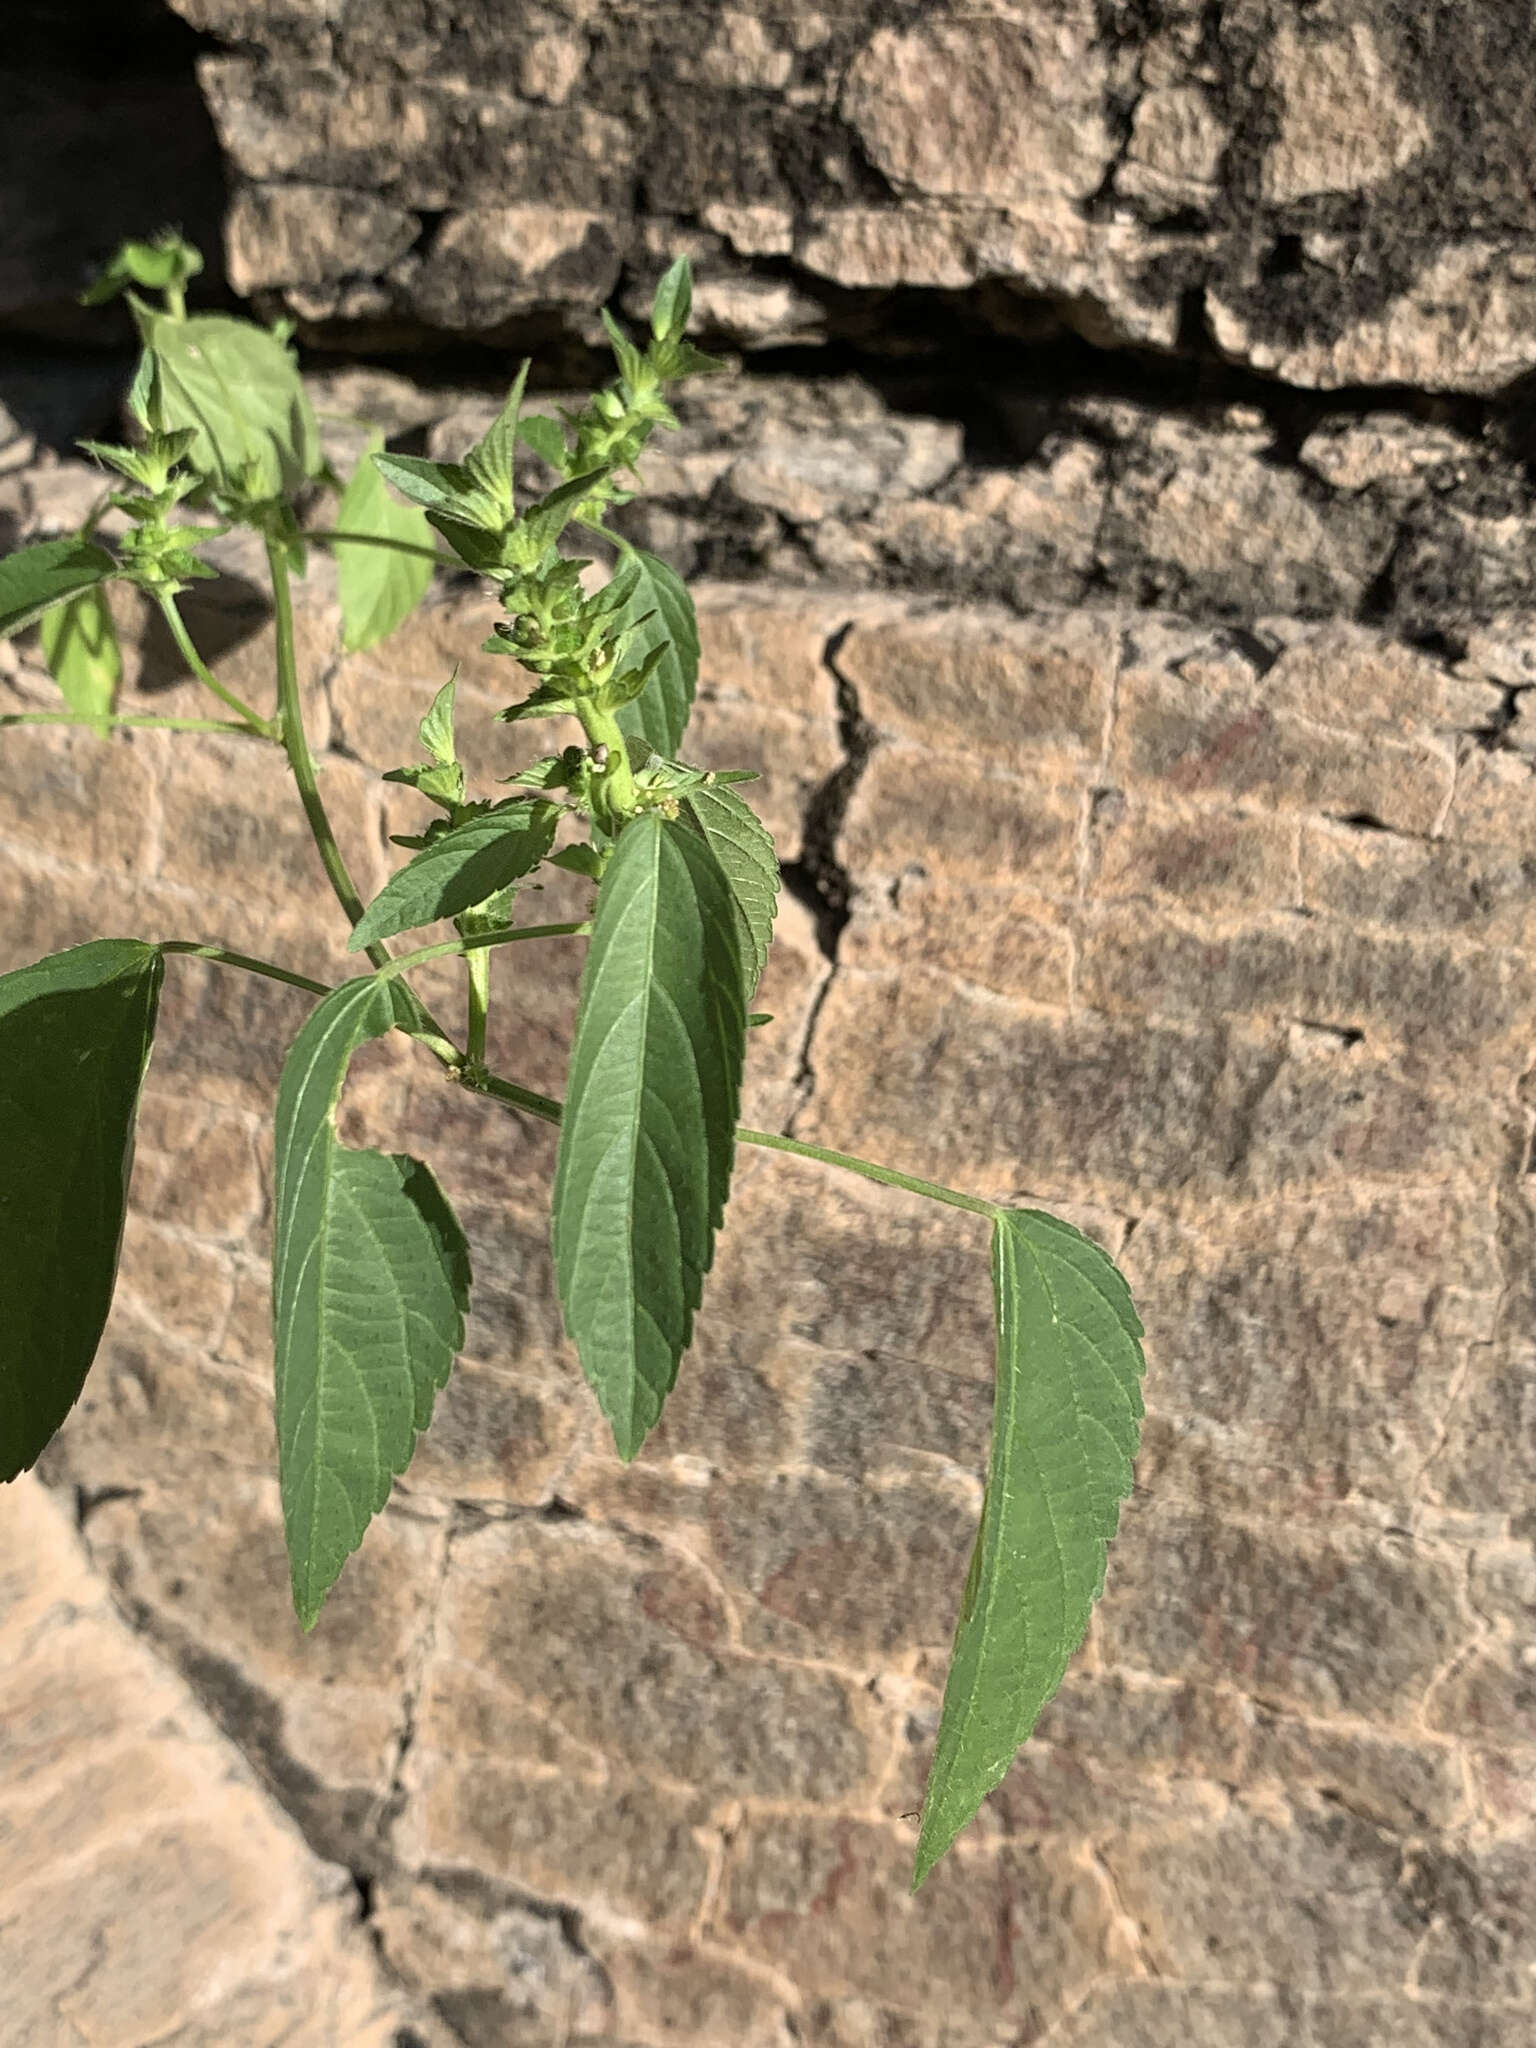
[465,946,490,1066]
[304,528,459,568]
[153,592,277,737]
[734,1129,998,1219]
[264,536,393,971]
[376,924,591,980]
[462,1069,996,1219]
[0,711,264,735]
[158,941,332,997]
[575,701,637,814]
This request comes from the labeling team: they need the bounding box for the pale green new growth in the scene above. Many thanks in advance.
[0,237,1150,1883]
[914,1209,1146,1885]
[272,976,470,1630]
[552,814,745,1459]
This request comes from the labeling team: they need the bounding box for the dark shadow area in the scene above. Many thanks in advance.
[0,0,229,441]
[133,576,273,689]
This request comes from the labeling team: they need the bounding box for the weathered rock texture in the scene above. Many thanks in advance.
[167,0,1536,394]
[5,353,1536,2041]
[4,1,1536,2038]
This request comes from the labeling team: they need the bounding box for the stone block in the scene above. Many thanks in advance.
[1092,794,1299,914]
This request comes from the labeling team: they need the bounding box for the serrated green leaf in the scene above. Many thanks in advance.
[332,436,436,652]
[0,538,117,639]
[348,801,560,951]
[39,587,122,733]
[610,546,698,756]
[417,676,458,768]
[913,1209,1145,1887]
[511,468,605,564]
[463,361,529,511]
[272,975,471,1628]
[676,779,779,997]
[138,308,322,498]
[426,509,511,573]
[517,412,569,472]
[0,940,163,1482]
[552,814,745,1461]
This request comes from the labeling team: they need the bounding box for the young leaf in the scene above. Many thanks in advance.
[650,256,693,345]
[416,675,459,769]
[39,587,122,733]
[517,412,569,473]
[0,940,163,1482]
[676,779,779,997]
[0,538,117,639]
[82,230,203,306]
[913,1209,1146,1887]
[463,360,530,511]
[138,308,323,499]
[372,453,504,536]
[610,546,699,756]
[272,975,471,1628]
[348,801,560,951]
[552,814,746,1460]
[333,436,436,652]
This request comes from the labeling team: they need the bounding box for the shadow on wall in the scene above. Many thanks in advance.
[0,0,228,364]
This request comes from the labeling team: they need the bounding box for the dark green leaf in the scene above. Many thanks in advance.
[913,1209,1145,1886]
[138,308,323,498]
[552,814,746,1460]
[40,587,122,732]
[348,801,560,951]
[610,546,698,756]
[0,940,163,1482]
[676,779,779,997]
[547,842,606,880]
[333,437,436,652]
[650,256,693,345]
[0,538,117,639]
[272,975,471,1628]
[426,510,511,573]
[511,469,606,564]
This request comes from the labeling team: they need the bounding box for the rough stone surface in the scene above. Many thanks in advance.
[7,199,1536,2042]
[157,0,1536,395]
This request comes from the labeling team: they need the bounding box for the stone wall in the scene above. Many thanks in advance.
[5,5,1536,2044]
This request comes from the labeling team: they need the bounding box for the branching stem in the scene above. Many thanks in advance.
[153,591,277,738]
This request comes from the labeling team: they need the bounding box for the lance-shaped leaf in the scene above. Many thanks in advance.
[676,779,779,998]
[138,308,323,499]
[552,813,745,1460]
[272,975,471,1629]
[40,586,122,733]
[914,1208,1145,1886]
[349,800,559,951]
[0,940,163,1482]
[610,546,699,756]
[0,538,117,639]
[333,436,436,652]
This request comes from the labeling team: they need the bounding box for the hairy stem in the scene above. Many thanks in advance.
[0,711,264,735]
[304,528,458,568]
[575,701,638,816]
[465,946,490,1066]
[158,941,331,997]
[264,536,392,969]
[153,592,277,738]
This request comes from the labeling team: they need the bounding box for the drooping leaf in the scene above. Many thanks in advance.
[137,307,323,499]
[348,801,560,951]
[332,436,436,652]
[272,975,471,1628]
[610,546,698,756]
[40,586,122,733]
[0,940,163,1482]
[913,1209,1145,1887]
[81,231,203,306]
[552,813,745,1460]
[0,538,117,639]
[675,779,779,998]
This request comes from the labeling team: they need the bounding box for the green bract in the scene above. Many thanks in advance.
[0,237,1149,1887]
